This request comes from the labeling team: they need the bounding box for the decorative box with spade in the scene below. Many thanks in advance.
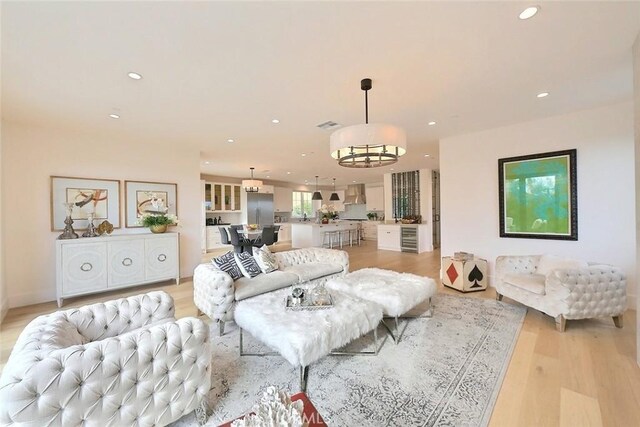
[441,256,488,292]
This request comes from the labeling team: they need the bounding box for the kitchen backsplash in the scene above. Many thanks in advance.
[342,204,367,219]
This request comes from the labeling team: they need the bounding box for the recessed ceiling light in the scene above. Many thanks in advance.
[428,121,436,126]
[352,180,357,183]
[424,154,431,157]
[272,119,280,124]
[128,72,143,80]
[537,92,549,98]
[227,139,235,143]
[266,176,270,178]
[390,168,394,171]
[204,161,210,164]
[519,6,539,20]
[287,171,291,175]
[109,114,120,119]
[301,153,306,157]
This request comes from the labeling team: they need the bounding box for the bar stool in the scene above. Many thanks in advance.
[322,230,341,249]
[340,228,355,247]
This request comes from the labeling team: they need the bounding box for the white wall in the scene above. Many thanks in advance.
[0,1,6,321]
[2,120,202,308]
[440,102,637,307]
[633,33,640,364]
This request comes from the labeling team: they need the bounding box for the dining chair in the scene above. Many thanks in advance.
[228,227,253,254]
[273,225,281,242]
[230,225,243,230]
[255,225,276,247]
[218,227,230,245]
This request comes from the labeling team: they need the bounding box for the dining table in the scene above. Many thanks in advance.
[238,227,263,243]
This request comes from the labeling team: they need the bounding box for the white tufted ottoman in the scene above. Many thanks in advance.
[326,268,437,343]
[234,287,382,392]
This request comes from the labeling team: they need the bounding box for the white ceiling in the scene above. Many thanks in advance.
[2,1,639,185]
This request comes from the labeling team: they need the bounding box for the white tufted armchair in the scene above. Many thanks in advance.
[194,248,349,335]
[495,255,627,332]
[0,291,211,426]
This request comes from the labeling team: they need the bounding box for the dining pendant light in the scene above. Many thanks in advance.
[312,175,323,200]
[330,78,407,168]
[242,167,262,193]
[329,178,340,201]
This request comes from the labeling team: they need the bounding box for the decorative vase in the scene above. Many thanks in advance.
[58,202,79,240]
[321,218,329,224]
[150,224,168,234]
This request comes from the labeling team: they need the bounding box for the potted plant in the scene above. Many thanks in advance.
[319,204,338,224]
[138,213,179,233]
[367,212,378,221]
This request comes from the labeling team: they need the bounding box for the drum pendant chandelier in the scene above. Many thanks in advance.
[242,167,262,193]
[330,78,407,168]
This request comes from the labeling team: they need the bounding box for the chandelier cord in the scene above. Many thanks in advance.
[364,87,369,124]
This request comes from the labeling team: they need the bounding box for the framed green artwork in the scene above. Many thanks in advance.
[498,149,577,240]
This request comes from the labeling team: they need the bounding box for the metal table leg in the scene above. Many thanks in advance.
[300,366,309,392]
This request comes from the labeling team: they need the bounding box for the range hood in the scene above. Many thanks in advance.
[344,184,366,205]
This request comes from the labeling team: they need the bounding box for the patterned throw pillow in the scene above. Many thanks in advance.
[234,252,262,278]
[211,251,243,280]
[253,245,279,274]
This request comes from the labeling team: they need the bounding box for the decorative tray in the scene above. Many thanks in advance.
[285,294,334,311]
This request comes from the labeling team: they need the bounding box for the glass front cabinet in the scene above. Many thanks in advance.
[204,182,242,212]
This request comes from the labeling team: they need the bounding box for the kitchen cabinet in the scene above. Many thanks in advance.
[258,185,274,194]
[365,186,384,211]
[206,226,231,250]
[276,223,292,242]
[274,187,293,212]
[56,233,179,307]
[204,182,242,212]
[361,221,381,240]
[377,225,401,251]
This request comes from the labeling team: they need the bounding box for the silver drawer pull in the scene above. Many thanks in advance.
[122,258,133,267]
[157,254,167,262]
[80,262,93,272]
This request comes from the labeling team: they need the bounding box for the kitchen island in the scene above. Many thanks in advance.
[291,221,360,248]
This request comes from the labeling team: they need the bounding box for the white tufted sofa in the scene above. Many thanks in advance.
[0,291,211,426]
[495,255,627,332]
[194,248,349,335]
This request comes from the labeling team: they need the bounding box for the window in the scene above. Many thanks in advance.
[292,191,313,218]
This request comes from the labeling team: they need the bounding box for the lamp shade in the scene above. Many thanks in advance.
[329,192,340,201]
[242,179,262,192]
[312,191,323,200]
[330,123,407,168]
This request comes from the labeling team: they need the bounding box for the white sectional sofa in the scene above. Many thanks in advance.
[194,247,349,335]
[0,291,211,426]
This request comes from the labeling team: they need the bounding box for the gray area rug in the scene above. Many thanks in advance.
[173,294,526,427]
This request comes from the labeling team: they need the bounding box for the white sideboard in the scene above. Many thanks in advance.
[56,233,180,307]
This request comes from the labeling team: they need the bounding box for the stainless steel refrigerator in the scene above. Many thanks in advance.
[246,193,274,226]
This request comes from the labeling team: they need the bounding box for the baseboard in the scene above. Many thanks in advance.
[8,289,56,309]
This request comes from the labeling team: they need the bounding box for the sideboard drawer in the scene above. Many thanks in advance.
[145,237,178,281]
[61,243,108,294]
[108,239,145,287]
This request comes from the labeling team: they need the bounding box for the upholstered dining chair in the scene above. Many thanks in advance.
[254,225,276,247]
[273,225,281,244]
[219,226,230,244]
[228,227,253,254]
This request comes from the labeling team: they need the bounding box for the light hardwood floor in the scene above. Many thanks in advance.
[1,241,639,426]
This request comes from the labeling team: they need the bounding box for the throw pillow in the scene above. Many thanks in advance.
[253,245,279,274]
[211,251,243,280]
[536,254,588,276]
[235,252,262,278]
